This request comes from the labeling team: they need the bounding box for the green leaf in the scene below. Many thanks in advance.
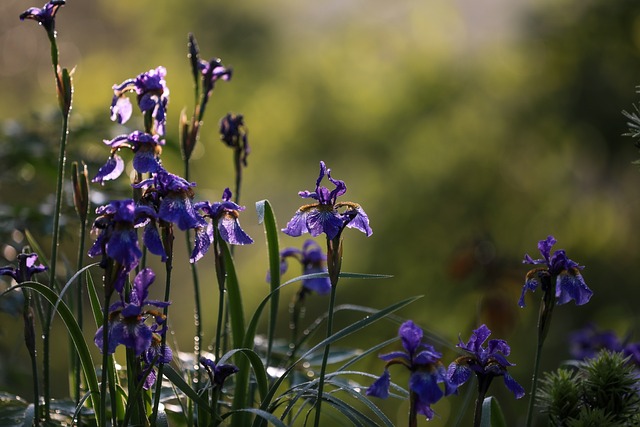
[255,199,281,369]
[222,408,288,427]
[252,295,422,427]
[220,240,245,349]
[162,365,217,418]
[2,282,103,426]
[480,396,507,427]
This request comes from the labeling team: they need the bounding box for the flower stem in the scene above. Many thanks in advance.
[72,218,87,411]
[313,236,342,427]
[42,26,70,420]
[100,290,111,427]
[408,391,418,427]
[525,284,556,427]
[183,160,203,388]
[22,291,40,427]
[151,225,175,425]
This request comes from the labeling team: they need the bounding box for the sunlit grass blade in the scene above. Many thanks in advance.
[48,262,99,326]
[162,365,217,418]
[221,408,288,427]
[2,281,103,426]
[256,199,281,368]
[251,295,422,427]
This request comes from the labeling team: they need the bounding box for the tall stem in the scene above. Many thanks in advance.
[22,292,40,426]
[43,27,70,419]
[151,225,174,425]
[313,236,342,427]
[43,90,70,421]
[183,159,203,387]
[525,283,556,427]
[73,218,87,409]
[408,391,417,427]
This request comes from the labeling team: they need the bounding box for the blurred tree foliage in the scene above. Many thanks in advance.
[1,0,640,424]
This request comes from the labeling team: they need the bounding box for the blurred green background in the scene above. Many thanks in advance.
[2,0,640,424]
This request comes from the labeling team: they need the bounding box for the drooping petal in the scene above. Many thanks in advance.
[518,277,538,308]
[503,372,525,399]
[365,370,390,399]
[190,226,211,263]
[218,214,253,245]
[92,155,125,184]
[133,149,162,174]
[105,228,141,271]
[410,370,443,405]
[555,272,593,306]
[447,362,472,386]
[345,206,373,236]
[143,222,167,262]
[301,266,331,295]
[110,96,133,124]
[282,211,309,237]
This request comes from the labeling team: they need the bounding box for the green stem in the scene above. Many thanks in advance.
[151,225,174,425]
[313,235,343,426]
[100,290,111,427]
[73,219,87,409]
[525,283,556,427]
[184,160,203,388]
[22,290,40,426]
[408,391,417,427]
[473,376,492,427]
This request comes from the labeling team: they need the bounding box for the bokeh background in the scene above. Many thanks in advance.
[1,0,640,424]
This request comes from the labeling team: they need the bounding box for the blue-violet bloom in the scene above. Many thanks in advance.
[93,131,164,184]
[111,66,169,135]
[140,334,173,390]
[283,161,372,240]
[0,252,47,284]
[219,113,249,166]
[521,235,593,307]
[268,239,331,295]
[200,356,239,388]
[569,323,640,366]
[19,0,64,34]
[366,320,456,420]
[88,199,165,290]
[94,268,170,356]
[135,168,207,232]
[192,188,253,261]
[447,324,525,399]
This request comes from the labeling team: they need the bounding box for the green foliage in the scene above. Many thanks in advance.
[537,351,640,426]
[480,396,507,427]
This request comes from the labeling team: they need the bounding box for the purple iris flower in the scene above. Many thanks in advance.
[0,253,47,284]
[94,268,170,357]
[269,239,331,295]
[198,57,232,97]
[521,235,593,308]
[569,323,624,360]
[111,66,169,135]
[569,323,640,366]
[88,199,165,291]
[447,324,525,399]
[135,168,207,232]
[140,334,173,390]
[191,188,253,261]
[19,0,64,34]
[219,113,249,166]
[283,161,372,240]
[199,356,239,388]
[93,131,164,184]
[366,320,456,420]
